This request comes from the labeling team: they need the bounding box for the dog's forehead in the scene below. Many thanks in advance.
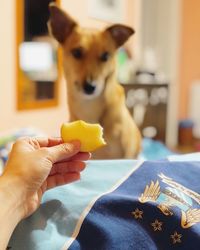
[66,27,113,50]
[77,27,100,36]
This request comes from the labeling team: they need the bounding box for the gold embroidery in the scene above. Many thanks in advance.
[132,208,143,219]
[181,209,200,228]
[157,204,173,216]
[139,180,160,203]
[151,219,163,231]
[159,173,200,205]
[170,231,182,244]
[139,174,200,228]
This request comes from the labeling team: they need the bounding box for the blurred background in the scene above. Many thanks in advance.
[0,0,200,156]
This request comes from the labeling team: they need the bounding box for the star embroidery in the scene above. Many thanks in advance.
[132,208,143,219]
[171,231,182,244]
[151,219,163,231]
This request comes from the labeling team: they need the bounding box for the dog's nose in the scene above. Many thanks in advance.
[83,81,96,94]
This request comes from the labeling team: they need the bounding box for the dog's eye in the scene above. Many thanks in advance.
[71,48,83,59]
[100,52,110,62]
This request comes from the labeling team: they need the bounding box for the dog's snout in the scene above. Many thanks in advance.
[83,81,96,95]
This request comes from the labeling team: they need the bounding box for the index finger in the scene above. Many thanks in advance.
[35,137,63,147]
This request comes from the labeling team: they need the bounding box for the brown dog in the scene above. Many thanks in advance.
[48,4,141,159]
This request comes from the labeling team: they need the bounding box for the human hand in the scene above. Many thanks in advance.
[0,137,90,220]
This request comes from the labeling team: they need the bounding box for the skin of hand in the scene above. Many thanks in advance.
[0,137,90,249]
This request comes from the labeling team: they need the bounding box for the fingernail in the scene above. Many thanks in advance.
[73,172,81,181]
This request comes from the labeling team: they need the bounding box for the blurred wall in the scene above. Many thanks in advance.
[0,0,137,136]
[0,1,69,136]
[178,0,200,119]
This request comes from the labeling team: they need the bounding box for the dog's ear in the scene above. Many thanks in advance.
[105,24,135,48]
[48,3,77,44]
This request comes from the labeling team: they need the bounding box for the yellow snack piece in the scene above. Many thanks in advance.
[61,120,106,152]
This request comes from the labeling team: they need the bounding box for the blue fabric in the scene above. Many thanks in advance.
[69,160,200,250]
[8,157,200,250]
[140,138,174,160]
[9,160,140,250]
[168,152,200,162]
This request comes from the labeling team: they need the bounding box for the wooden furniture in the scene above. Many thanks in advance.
[122,83,169,142]
[16,0,61,110]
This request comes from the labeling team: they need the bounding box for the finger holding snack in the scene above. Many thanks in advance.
[0,121,106,249]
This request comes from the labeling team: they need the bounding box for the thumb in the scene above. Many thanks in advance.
[46,140,81,163]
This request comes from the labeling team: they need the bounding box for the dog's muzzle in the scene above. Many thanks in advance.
[83,81,96,95]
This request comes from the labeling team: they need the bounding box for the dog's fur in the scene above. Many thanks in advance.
[48,4,141,159]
